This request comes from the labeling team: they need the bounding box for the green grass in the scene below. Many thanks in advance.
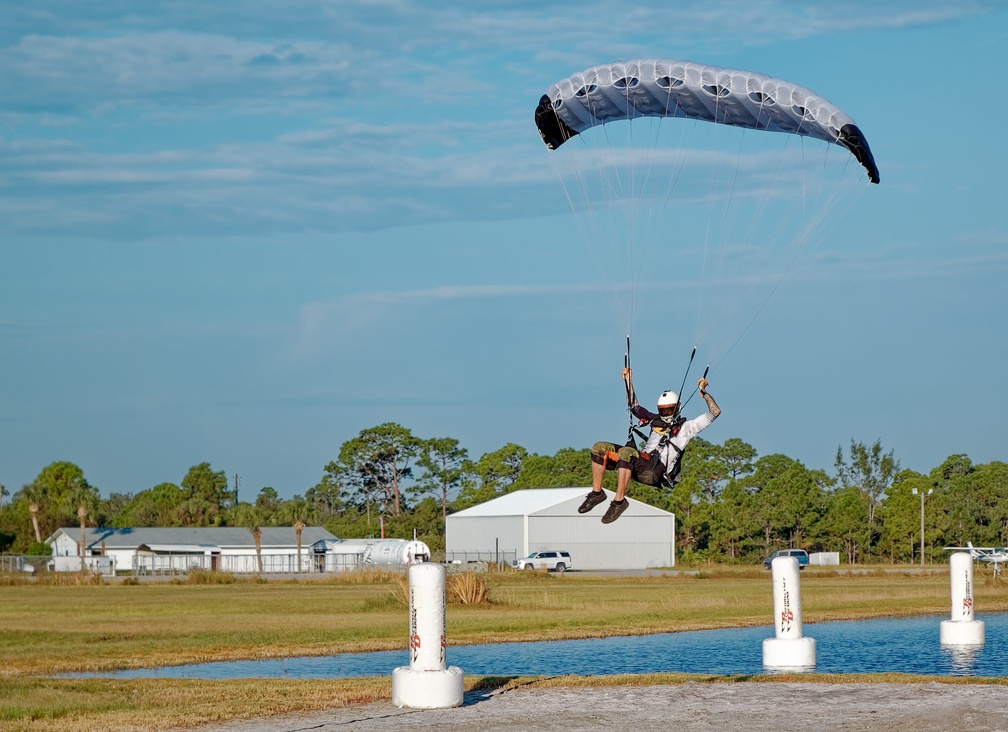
[2,568,1007,731]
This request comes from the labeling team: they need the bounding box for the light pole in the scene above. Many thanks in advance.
[912,487,933,566]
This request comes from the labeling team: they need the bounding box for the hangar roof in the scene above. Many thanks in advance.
[450,488,590,518]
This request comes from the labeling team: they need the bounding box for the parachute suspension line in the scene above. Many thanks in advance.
[633,109,668,318]
[674,346,697,417]
[624,334,634,441]
[632,100,681,338]
[595,90,640,336]
[625,93,639,337]
[706,126,751,351]
[706,142,867,373]
[660,105,693,213]
[710,115,841,368]
[696,89,731,354]
[593,94,636,337]
[802,136,808,219]
[547,131,626,337]
[679,364,710,413]
[703,130,803,369]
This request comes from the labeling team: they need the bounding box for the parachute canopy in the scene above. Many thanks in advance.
[535,59,879,184]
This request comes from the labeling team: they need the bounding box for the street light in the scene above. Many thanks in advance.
[912,487,933,566]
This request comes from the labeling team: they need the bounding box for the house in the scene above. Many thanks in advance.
[46,526,336,575]
[445,487,676,570]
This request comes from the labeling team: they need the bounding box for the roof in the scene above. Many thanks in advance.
[46,526,336,550]
[136,543,219,554]
[448,488,592,518]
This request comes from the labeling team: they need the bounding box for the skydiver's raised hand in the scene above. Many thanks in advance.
[622,367,638,409]
[698,378,720,419]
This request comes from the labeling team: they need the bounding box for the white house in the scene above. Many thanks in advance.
[446,488,676,570]
[46,526,336,575]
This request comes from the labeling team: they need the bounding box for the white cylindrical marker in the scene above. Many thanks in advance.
[408,562,447,671]
[392,563,464,708]
[762,556,816,670]
[940,551,985,646]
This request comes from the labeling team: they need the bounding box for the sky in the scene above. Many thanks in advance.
[2,1,1006,501]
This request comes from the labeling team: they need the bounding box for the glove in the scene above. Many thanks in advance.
[698,377,708,395]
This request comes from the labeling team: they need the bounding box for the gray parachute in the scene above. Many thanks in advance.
[535,59,879,184]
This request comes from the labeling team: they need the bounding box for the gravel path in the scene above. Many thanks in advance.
[182,681,1008,732]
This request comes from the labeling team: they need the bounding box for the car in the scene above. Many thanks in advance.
[512,551,572,573]
[763,548,810,570]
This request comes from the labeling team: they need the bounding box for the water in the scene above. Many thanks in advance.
[70,614,1008,680]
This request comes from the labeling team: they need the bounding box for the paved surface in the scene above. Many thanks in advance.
[183,681,1008,732]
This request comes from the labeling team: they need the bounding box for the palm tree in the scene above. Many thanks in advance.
[22,481,48,543]
[29,503,42,543]
[77,506,88,574]
[287,498,314,574]
[64,484,100,574]
[251,525,263,574]
[293,519,305,573]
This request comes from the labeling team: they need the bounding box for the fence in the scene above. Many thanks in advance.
[0,555,52,574]
[445,549,517,570]
[131,551,368,576]
[3,552,409,577]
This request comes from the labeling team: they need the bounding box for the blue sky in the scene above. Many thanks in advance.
[2,1,1006,500]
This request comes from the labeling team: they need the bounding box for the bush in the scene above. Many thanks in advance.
[27,541,52,557]
[172,569,237,585]
[447,572,488,605]
[387,570,489,606]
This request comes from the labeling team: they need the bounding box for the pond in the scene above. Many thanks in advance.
[71,613,1008,680]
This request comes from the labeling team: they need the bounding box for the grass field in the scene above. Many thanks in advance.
[2,566,1007,731]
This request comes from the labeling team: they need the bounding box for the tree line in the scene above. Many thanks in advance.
[1,421,1005,564]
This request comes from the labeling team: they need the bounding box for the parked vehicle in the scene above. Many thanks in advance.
[763,549,809,570]
[512,551,572,573]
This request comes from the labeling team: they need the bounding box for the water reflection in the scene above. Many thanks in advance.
[943,644,982,674]
[70,613,1008,680]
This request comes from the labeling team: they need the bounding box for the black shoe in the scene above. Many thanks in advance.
[578,489,607,514]
[601,498,629,524]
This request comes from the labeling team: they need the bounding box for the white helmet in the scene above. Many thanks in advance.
[657,390,679,408]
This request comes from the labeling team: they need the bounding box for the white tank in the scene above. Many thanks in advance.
[315,538,431,567]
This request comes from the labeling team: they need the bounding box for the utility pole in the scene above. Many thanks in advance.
[234,473,240,506]
[912,487,933,566]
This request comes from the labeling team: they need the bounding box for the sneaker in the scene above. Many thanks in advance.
[577,489,607,514]
[601,498,629,524]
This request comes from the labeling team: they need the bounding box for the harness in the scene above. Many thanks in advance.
[619,337,694,489]
[625,415,686,488]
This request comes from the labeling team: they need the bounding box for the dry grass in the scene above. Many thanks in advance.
[447,572,489,605]
[0,677,389,732]
[0,572,106,587]
[386,571,488,606]
[317,567,406,585]
[170,568,238,585]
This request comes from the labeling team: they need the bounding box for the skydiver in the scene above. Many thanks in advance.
[579,367,721,524]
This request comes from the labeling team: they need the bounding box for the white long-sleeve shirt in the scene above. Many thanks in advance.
[635,406,717,481]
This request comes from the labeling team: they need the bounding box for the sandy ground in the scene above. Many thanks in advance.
[183,682,1008,732]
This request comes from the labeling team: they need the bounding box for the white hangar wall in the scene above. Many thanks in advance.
[446,488,675,570]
